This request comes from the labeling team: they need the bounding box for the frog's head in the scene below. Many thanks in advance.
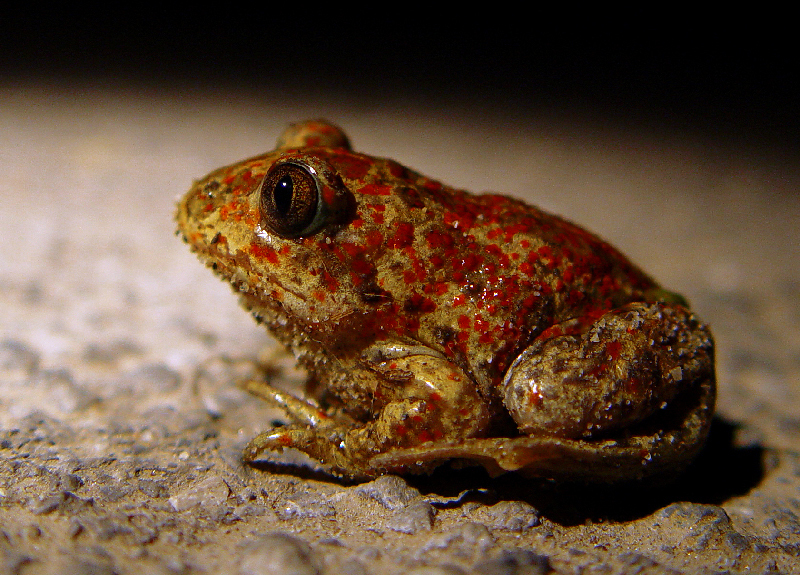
[176,120,429,345]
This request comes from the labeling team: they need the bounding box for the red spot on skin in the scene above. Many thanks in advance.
[503,222,529,243]
[458,315,470,329]
[341,242,364,257]
[388,222,415,248]
[474,315,489,333]
[538,324,563,340]
[429,392,443,402]
[321,184,338,206]
[453,294,466,306]
[371,212,385,224]
[249,243,280,264]
[352,258,373,276]
[417,430,433,443]
[332,153,373,179]
[527,387,544,407]
[395,424,408,437]
[278,434,293,446]
[405,293,437,313]
[321,270,339,292]
[426,229,455,251]
[454,253,482,272]
[360,183,392,196]
[606,340,623,360]
[589,363,606,378]
[366,230,384,247]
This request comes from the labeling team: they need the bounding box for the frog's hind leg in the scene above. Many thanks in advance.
[502,301,715,440]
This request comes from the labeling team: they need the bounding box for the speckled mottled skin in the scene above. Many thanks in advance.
[176,120,715,481]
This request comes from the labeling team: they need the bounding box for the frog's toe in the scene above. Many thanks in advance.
[243,426,319,462]
[241,380,339,428]
[243,424,373,480]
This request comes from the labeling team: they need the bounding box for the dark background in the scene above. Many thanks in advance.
[2,11,798,151]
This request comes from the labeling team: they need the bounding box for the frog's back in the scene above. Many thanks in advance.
[327,153,659,379]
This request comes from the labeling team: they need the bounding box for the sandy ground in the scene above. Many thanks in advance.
[1,82,799,574]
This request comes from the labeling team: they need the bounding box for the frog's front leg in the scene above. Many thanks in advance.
[503,301,715,439]
[243,353,494,479]
[242,382,361,475]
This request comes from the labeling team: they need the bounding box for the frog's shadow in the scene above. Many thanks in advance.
[407,416,764,525]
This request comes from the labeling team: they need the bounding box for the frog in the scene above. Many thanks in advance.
[176,119,715,482]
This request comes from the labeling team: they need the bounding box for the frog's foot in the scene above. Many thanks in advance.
[240,380,370,478]
[244,425,371,479]
[503,301,715,440]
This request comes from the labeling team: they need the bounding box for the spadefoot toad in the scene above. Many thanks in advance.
[176,120,715,481]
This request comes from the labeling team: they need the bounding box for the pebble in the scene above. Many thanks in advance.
[468,500,541,532]
[386,499,436,534]
[419,523,495,557]
[473,549,551,575]
[238,533,319,575]
[168,475,229,512]
[355,475,422,510]
[277,492,335,520]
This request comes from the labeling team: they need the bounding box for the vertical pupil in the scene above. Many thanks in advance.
[274,174,294,215]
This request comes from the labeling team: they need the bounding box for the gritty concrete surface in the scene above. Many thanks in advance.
[1,82,799,574]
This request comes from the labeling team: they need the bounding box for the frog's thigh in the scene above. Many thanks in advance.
[503,302,714,439]
[348,354,494,453]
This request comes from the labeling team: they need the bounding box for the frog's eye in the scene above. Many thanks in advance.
[260,162,327,238]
